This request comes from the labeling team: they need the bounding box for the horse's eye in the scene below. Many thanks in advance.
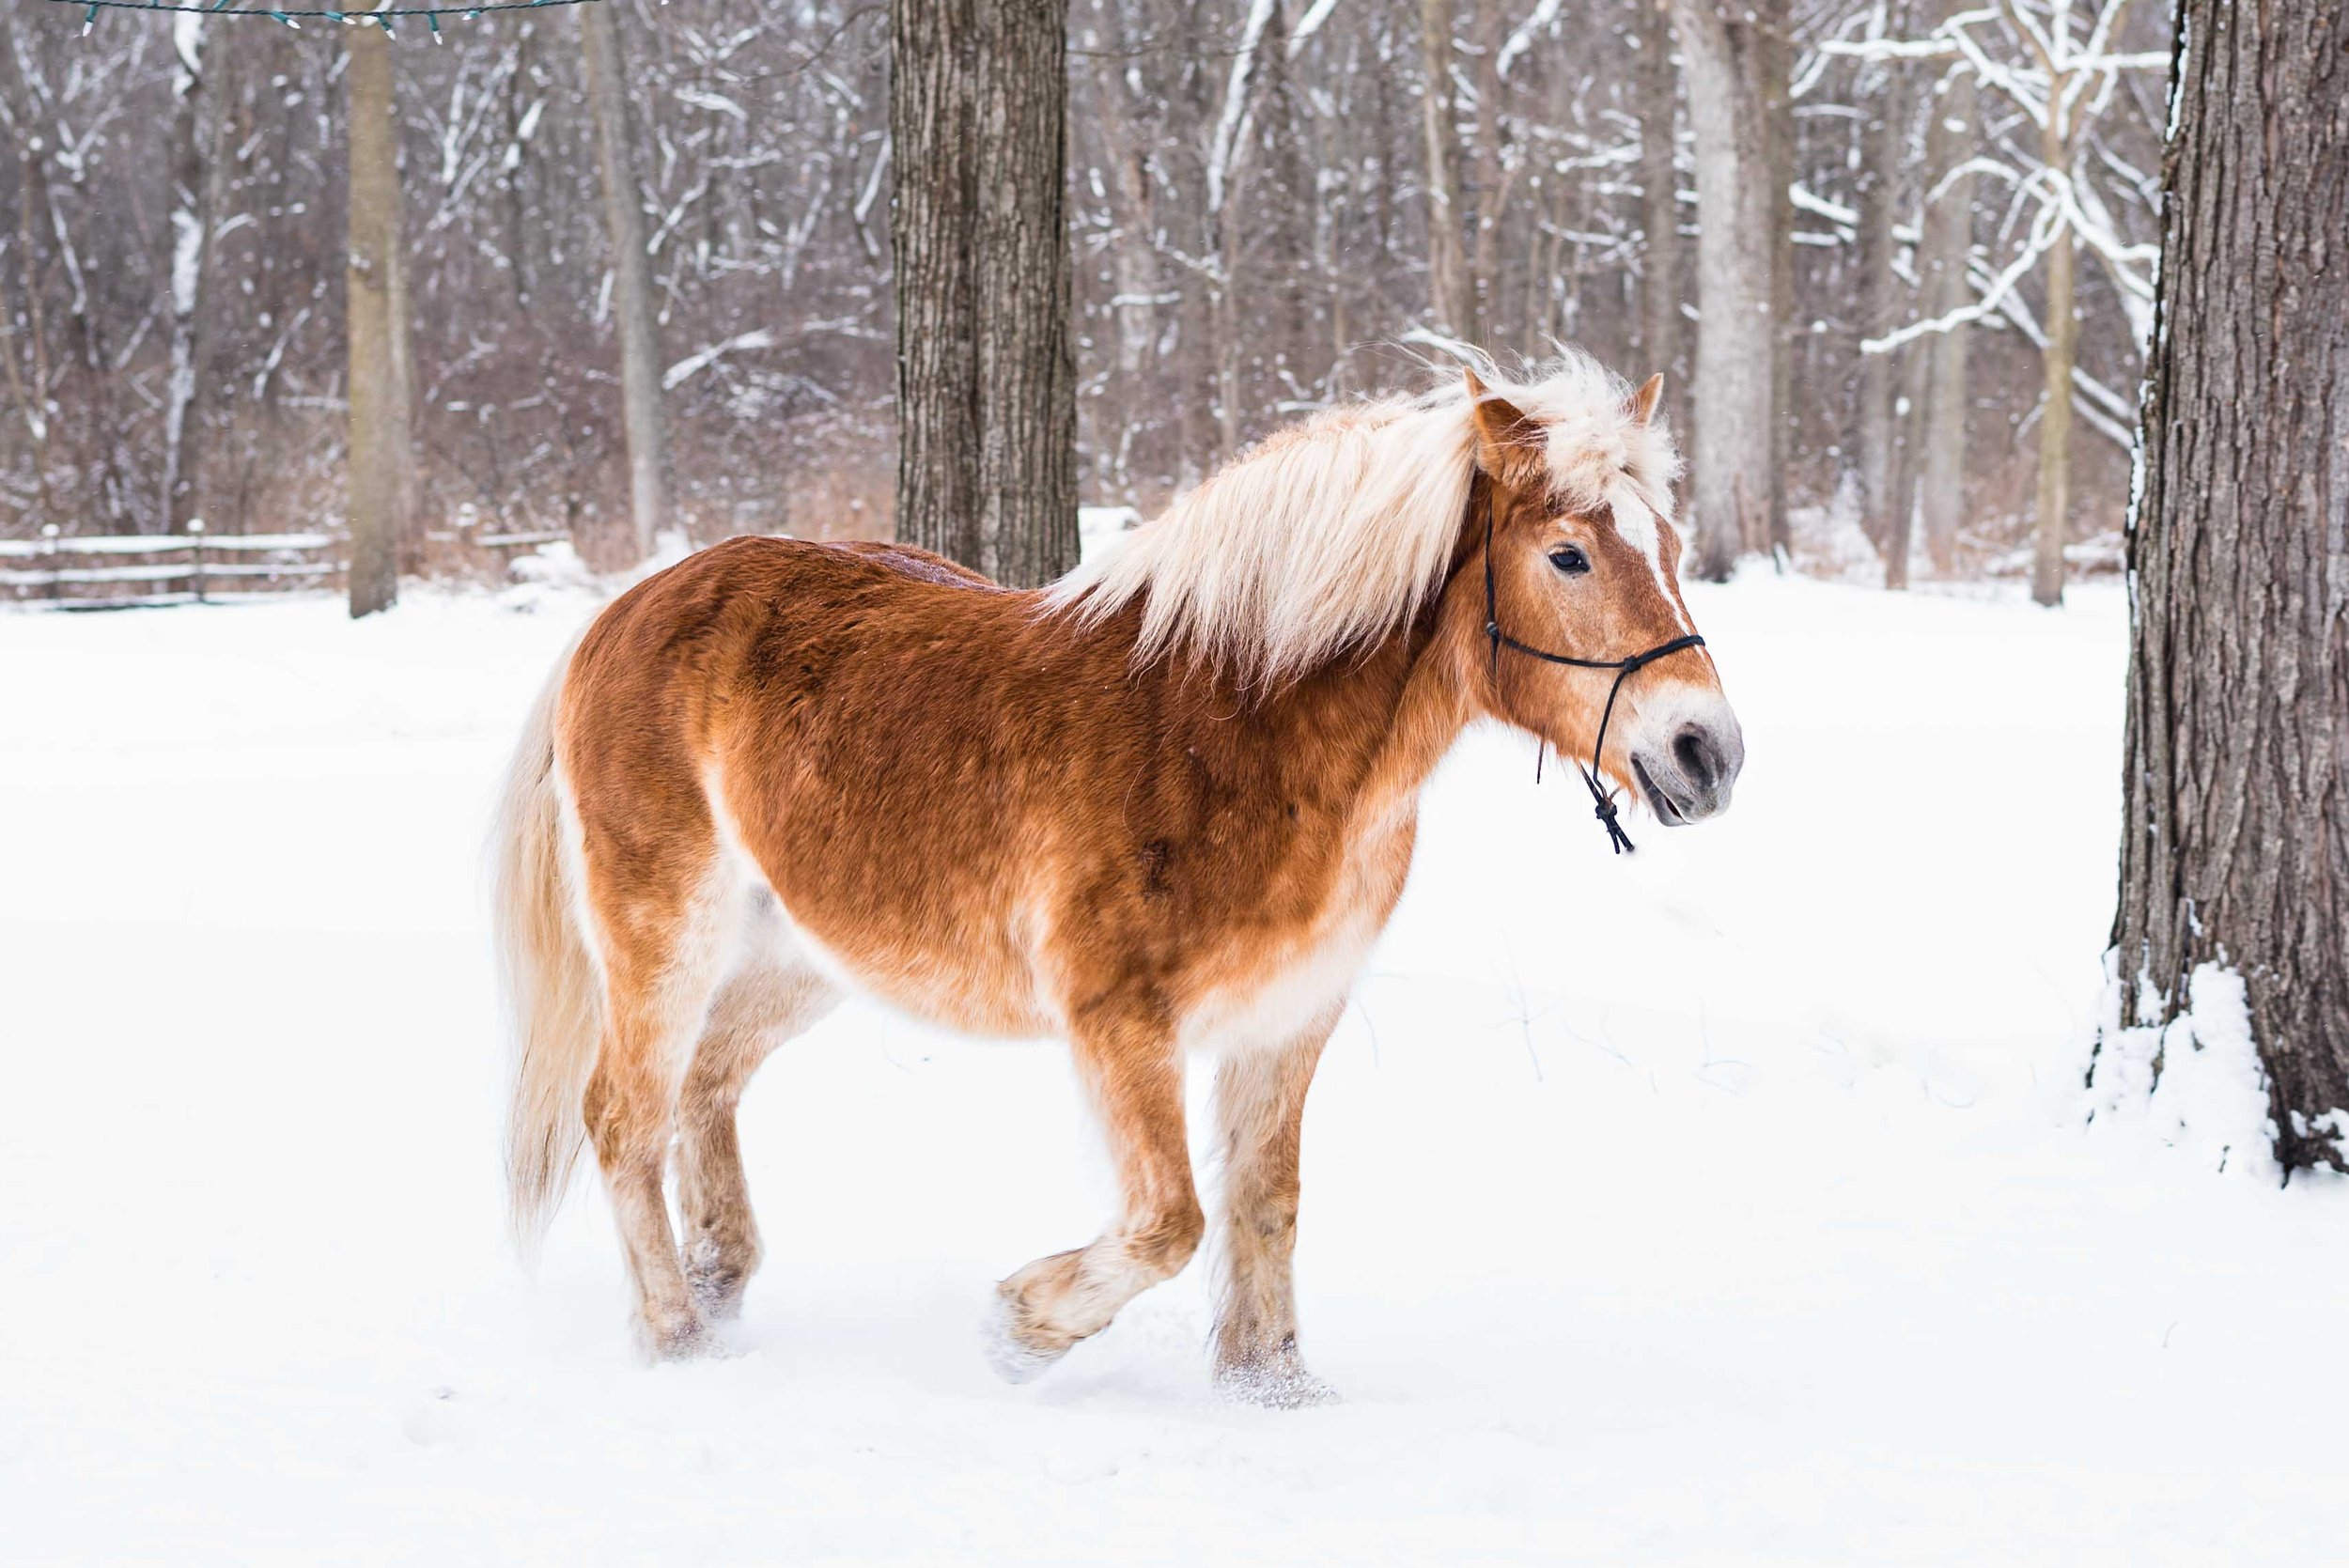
[1548,545,1591,576]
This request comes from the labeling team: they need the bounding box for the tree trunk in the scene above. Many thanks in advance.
[159,17,217,537]
[345,27,406,619]
[1634,0,1685,435]
[1883,314,1930,589]
[1463,0,1511,349]
[388,196,422,573]
[2103,0,2349,1174]
[1672,0,1779,582]
[581,0,668,559]
[892,0,982,568]
[1759,0,1792,562]
[1417,0,1472,336]
[6,139,56,529]
[1110,147,1155,380]
[2030,114,2076,608]
[972,0,1077,585]
[1855,51,1913,551]
[1917,70,1976,577]
[1214,269,1244,459]
[891,0,1077,587]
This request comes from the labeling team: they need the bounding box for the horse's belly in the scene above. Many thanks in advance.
[754,886,1058,1038]
[714,806,1057,1038]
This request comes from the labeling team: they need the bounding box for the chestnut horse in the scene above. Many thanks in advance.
[494,353,1744,1404]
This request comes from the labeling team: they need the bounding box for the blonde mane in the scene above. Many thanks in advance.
[1047,350,1681,687]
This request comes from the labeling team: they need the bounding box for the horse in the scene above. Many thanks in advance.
[492,351,1745,1405]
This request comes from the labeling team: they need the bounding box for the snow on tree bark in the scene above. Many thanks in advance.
[159,16,215,539]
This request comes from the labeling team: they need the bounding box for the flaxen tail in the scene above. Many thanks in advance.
[492,651,600,1259]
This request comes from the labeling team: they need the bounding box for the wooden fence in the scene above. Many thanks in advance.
[0,526,340,609]
[0,526,568,609]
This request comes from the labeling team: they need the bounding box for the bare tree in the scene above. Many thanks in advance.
[1204,0,1279,458]
[1827,0,2164,604]
[1632,0,1686,437]
[159,16,225,537]
[1852,11,1916,552]
[580,0,668,559]
[2100,0,2349,1174]
[1759,3,1792,565]
[345,25,409,618]
[1416,0,1473,336]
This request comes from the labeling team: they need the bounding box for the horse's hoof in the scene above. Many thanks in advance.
[637,1309,724,1364]
[981,1285,1073,1385]
[1216,1358,1341,1410]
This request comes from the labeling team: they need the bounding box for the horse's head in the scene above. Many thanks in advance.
[1460,368,1743,829]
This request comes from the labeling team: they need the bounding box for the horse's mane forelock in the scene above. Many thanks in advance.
[1045,349,1682,689]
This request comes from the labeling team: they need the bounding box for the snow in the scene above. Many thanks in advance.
[1495,0,1563,79]
[1287,0,1343,59]
[662,328,780,392]
[2085,963,2310,1183]
[172,16,204,85]
[1079,503,1142,562]
[5,573,2346,1563]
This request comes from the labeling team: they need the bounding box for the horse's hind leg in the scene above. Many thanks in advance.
[988,1017,1204,1382]
[583,887,733,1361]
[677,958,841,1320]
[1210,1007,1341,1407]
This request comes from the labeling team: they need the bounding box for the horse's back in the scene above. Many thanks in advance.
[563,534,1025,723]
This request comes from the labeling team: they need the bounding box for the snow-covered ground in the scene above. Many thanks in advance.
[5,573,2343,1565]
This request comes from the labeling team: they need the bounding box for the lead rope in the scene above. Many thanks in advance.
[1480,493,1706,856]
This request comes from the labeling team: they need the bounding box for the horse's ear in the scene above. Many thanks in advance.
[1464,369,1544,476]
[1628,373,1665,427]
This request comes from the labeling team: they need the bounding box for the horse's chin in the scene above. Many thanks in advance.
[1631,757,1696,827]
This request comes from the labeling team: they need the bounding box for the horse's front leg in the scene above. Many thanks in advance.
[986,1017,1203,1383]
[1210,1005,1341,1407]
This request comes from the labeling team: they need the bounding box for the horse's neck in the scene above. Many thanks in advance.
[1252,600,1479,842]
[1363,614,1481,832]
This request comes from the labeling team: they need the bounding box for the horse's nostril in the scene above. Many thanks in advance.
[1672,728,1716,792]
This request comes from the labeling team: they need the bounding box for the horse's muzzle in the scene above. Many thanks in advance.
[1633,720,1743,825]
